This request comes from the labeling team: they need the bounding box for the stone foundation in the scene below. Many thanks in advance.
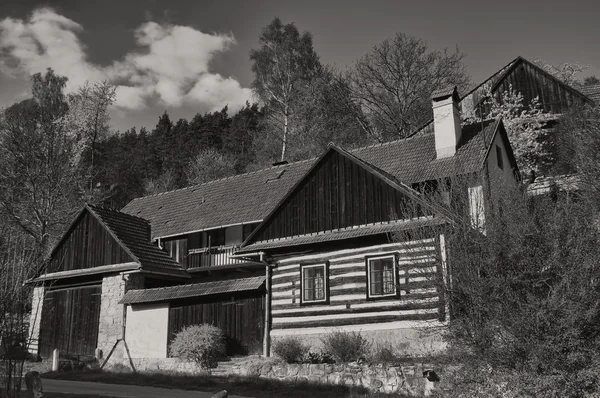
[235,361,442,396]
[27,286,45,356]
[272,325,447,358]
[128,358,205,374]
[97,273,144,367]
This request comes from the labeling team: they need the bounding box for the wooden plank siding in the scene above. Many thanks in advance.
[168,294,265,356]
[270,237,446,335]
[492,61,583,114]
[38,285,102,357]
[252,150,426,243]
[48,211,133,273]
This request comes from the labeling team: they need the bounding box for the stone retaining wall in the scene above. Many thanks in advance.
[128,358,205,374]
[230,361,441,396]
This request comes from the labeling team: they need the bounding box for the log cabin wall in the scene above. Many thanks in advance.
[48,211,133,273]
[270,236,446,339]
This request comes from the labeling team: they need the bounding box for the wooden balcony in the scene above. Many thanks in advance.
[186,245,246,268]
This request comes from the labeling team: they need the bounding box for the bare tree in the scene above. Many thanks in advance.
[346,33,470,141]
[66,81,116,193]
[0,225,41,398]
[0,69,85,254]
[533,59,589,86]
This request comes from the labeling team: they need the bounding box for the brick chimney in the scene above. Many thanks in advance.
[432,86,461,159]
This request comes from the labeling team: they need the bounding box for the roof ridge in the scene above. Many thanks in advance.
[128,156,318,202]
[87,203,150,224]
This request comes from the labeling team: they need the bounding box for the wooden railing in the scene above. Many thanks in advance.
[186,245,246,268]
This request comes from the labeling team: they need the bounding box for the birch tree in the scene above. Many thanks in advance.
[66,81,116,192]
[250,18,321,161]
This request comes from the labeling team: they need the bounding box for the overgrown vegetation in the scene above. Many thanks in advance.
[418,105,600,397]
[169,325,226,370]
[272,337,309,364]
[321,331,371,363]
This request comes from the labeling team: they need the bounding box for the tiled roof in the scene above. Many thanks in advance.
[578,83,600,104]
[239,217,447,252]
[121,160,314,239]
[351,119,498,183]
[86,205,189,278]
[121,120,498,240]
[120,275,266,304]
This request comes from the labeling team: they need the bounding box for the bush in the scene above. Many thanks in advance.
[370,341,398,364]
[306,351,335,364]
[169,324,226,369]
[272,337,308,364]
[321,331,370,363]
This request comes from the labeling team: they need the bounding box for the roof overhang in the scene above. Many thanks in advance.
[28,262,140,284]
[120,275,266,305]
[238,216,449,253]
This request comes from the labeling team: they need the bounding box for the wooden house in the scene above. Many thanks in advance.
[27,57,594,367]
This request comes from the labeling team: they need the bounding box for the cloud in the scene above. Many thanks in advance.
[0,8,252,111]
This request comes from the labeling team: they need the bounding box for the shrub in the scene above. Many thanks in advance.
[272,337,308,364]
[169,324,226,369]
[306,351,335,364]
[321,331,370,363]
[370,341,399,364]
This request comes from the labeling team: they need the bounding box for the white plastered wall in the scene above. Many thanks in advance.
[125,303,170,358]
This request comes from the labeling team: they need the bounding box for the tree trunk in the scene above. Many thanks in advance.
[281,106,288,162]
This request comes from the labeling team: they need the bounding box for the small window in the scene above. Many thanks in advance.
[366,255,397,298]
[301,264,327,303]
[496,145,504,170]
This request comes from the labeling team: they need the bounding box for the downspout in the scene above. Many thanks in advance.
[262,252,271,357]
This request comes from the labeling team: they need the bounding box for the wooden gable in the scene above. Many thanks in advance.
[462,57,591,116]
[246,146,434,244]
[47,208,135,273]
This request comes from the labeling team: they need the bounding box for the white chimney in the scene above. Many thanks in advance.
[432,87,462,159]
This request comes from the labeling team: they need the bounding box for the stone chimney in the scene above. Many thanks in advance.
[432,86,461,159]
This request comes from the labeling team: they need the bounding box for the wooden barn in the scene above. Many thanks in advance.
[27,56,594,367]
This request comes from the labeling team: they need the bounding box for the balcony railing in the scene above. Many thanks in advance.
[186,245,246,268]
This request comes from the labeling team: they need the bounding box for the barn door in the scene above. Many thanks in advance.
[39,285,102,358]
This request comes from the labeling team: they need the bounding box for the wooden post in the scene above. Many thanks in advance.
[263,258,271,357]
[51,349,59,371]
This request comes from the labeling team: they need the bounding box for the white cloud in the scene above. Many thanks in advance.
[0,8,252,111]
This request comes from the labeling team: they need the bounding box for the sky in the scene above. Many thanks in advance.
[0,0,598,133]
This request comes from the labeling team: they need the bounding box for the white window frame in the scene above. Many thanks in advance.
[366,254,397,298]
[301,264,328,304]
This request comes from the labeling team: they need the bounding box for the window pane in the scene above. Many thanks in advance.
[303,266,325,301]
[369,258,395,296]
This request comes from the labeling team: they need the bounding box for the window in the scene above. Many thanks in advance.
[366,255,397,298]
[301,264,327,303]
[496,145,504,170]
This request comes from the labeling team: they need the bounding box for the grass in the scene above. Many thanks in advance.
[41,369,408,397]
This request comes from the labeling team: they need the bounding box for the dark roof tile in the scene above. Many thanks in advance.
[87,205,188,278]
[121,121,498,239]
[121,160,314,239]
